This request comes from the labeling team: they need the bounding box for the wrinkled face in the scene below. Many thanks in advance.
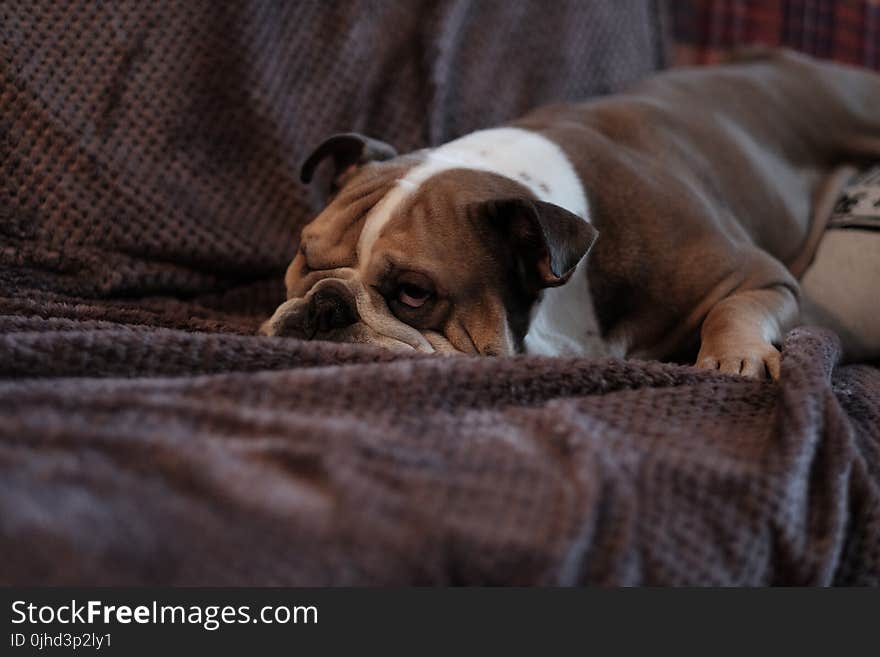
[262,164,526,354]
[261,139,596,355]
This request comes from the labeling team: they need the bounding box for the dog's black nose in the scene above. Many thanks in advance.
[308,286,358,335]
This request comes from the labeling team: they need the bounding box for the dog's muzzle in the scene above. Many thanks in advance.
[261,275,438,353]
[261,278,358,339]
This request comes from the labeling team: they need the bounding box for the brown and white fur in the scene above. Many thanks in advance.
[262,49,880,379]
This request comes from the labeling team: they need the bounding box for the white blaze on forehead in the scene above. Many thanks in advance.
[356,127,590,265]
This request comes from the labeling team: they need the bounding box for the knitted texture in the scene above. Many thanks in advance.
[1,0,665,325]
[1,324,878,585]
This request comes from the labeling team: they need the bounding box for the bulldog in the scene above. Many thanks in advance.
[262,49,880,379]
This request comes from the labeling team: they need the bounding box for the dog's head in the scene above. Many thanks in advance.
[261,132,598,355]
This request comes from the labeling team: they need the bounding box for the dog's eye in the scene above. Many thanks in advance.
[397,283,431,308]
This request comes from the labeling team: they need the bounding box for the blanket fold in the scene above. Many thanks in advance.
[1,327,878,585]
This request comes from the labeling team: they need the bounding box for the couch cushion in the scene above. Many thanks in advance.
[0,1,668,331]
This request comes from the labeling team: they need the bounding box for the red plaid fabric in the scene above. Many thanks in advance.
[671,0,880,70]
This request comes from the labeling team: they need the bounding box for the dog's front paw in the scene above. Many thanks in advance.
[695,339,781,380]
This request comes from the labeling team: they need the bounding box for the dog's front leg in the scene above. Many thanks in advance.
[695,285,799,380]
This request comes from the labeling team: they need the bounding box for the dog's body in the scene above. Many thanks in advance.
[263,49,880,378]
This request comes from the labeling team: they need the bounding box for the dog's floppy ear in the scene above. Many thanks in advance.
[486,198,598,287]
[300,132,398,184]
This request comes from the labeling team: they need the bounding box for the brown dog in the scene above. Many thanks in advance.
[262,49,880,378]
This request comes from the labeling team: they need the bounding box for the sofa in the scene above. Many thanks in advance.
[1,0,877,585]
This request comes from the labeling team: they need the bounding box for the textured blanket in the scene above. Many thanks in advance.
[2,322,878,585]
[2,1,878,585]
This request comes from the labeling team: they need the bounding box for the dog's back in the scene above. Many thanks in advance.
[515,49,880,361]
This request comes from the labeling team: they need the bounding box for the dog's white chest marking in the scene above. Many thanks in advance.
[357,127,597,357]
